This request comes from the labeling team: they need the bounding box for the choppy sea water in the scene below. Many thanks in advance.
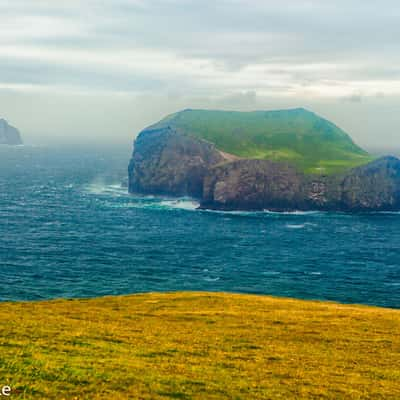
[1,145,399,308]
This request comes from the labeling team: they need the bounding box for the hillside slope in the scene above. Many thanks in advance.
[1,292,399,399]
[153,108,372,174]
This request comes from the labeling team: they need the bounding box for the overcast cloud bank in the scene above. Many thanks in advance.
[0,0,399,148]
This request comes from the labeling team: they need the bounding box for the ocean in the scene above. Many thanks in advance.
[1,145,399,308]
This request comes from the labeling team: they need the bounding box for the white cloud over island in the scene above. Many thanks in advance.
[0,0,399,148]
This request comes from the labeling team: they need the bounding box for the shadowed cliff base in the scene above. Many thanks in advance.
[1,292,399,399]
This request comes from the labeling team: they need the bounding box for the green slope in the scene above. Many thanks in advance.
[156,108,373,174]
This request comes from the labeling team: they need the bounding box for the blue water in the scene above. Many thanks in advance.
[1,145,399,308]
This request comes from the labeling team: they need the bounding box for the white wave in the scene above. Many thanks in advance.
[286,222,317,229]
[184,206,322,217]
[85,181,127,197]
[160,199,199,210]
[264,209,322,215]
[100,195,200,212]
[203,277,220,282]
[286,224,306,229]
[200,209,261,216]
[85,186,327,216]
[85,180,200,212]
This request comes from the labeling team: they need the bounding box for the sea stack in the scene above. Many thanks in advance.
[0,118,23,145]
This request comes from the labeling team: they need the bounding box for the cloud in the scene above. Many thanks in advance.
[0,0,399,147]
[1,0,400,97]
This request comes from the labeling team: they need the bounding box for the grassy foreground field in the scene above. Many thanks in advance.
[0,292,399,399]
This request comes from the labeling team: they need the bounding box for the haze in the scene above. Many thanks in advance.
[0,0,399,150]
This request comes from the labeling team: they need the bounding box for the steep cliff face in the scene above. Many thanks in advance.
[0,119,22,145]
[340,156,400,211]
[201,156,400,211]
[128,110,400,212]
[202,159,305,210]
[128,126,224,198]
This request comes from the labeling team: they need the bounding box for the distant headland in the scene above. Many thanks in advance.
[0,118,23,145]
[128,108,400,212]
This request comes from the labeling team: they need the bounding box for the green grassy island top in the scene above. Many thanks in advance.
[155,108,373,174]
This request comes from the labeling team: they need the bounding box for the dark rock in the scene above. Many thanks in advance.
[202,159,305,211]
[0,119,22,145]
[202,156,400,211]
[128,123,400,212]
[340,156,400,211]
[128,126,224,198]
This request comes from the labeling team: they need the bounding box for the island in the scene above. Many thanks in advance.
[0,118,23,145]
[128,108,400,212]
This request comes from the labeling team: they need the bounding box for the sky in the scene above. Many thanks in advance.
[0,0,399,149]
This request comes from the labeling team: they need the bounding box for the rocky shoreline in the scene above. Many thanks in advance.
[128,112,400,212]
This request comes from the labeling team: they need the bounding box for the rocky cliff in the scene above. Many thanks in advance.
[201,156,400,211]
[128,126,224,198]
[128,110,400,212]
[0,119,22,145]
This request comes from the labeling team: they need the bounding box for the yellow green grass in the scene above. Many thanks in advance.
[0,292,399,399]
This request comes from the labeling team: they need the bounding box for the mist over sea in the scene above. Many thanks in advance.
[0,145,399,308]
